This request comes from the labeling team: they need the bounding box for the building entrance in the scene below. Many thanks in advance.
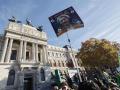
[24,74,33,90]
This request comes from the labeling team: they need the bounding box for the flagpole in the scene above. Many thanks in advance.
[66,31,82,82]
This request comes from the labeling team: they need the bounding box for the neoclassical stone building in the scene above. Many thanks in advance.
[0,21,80,90]
[47,45,80,73]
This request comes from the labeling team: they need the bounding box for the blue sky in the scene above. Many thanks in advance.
[0,0,120,49]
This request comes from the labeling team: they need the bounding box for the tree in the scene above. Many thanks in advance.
[77,38,119,69]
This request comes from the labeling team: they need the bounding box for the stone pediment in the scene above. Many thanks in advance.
[6,22,47,40]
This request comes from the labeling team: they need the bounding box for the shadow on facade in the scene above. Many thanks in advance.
[0,78,8,90]
[4,61,21,90]
[3,54,53,90]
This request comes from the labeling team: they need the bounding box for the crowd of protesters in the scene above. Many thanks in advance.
[50,69,120,90]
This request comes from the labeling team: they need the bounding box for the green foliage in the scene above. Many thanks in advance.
[77,38,119,68]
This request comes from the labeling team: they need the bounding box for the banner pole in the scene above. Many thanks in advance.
[66,31,82,82]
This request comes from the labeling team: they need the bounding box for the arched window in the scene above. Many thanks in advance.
[7,69,15,86]
[41,68,45,81]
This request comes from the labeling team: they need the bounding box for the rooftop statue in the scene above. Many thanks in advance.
[8,16,16,22]
[26,19,33,27]
[37,26,43,32]
[8,16,21,23]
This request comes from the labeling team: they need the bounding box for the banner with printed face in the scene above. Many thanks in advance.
[49,6,84,37]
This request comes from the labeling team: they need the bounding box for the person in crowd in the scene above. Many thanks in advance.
[78,80,101,90]
[65,73,73,89]
[108,79,120,90]
[60,82,70,90]
[93,78,109,90]
[52,86,59,90]
[72,83,78,90]
[115,73,120,87]
[51,83,59,90]
[73,73,80,85]
[102,74,110,88]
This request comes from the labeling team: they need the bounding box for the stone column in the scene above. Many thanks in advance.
[41,47,44,63]
[23,41,27,62]
[0,37,9,62]
[6,38,13,62]
[35,44,38,62]
[32,43,35,61]
[42,46,46,64]
[40,48,42,63]
[44,46,49,64]
[18,40,23,62]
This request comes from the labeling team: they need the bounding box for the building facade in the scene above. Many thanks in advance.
[0,21,80,90]
[47,45,80,73]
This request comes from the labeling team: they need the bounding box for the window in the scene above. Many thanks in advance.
[58,61,61,67]
[62,61,65,67]
[41,68,45,81]
[48,52,50,56]
[60,53,61,57]
[32,67,38,70]
[63,53,65,57]
[38,53,41,62]
[52,52,54,57]
[53,60,57,67]
[10,50,17,60]
[7,69,15,86]
[56,53,58,57]
[63,54,64,57]
[26,51,30,60]
[49,61,52,66]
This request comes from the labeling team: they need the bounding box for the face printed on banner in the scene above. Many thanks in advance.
[57,14,70,35]
[49,6,84,37]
